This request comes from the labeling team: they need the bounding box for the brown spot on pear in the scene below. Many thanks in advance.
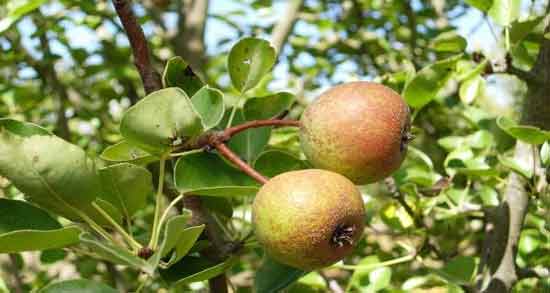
[252,169,365,270]
[300,81,411,184]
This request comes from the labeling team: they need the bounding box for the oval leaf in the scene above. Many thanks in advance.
[160,255,237,286]
[120,87,204,154]
[39,279,117,293]
[191,86,225,130]
[98,163,153,219]
[228,37,276,93]
[403,54,462,108]
[100,140,156,165]
[253,150,307,178]
[174,152,259,197]
[0,199,80,253]
[430,31,467,53]
[243,92,295,120]
[497,116,550,145]
[255,256,306,293]
[162,56,204,97]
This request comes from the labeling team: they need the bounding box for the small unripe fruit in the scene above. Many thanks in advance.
[300,81,411,184]
[252,169,365,270]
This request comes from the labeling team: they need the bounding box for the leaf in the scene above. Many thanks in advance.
[541,142,550,166]
[162,56,204,96]
[459,76,484,105]
[430,31,467,53]
[191,86,225,130]
[288,272,327,292]
[0,198,80,253]
[79,233,154,275]
[497,116,550,145]
[403,54,462,108]
[368,267,392,291]
[120,87,204,154]
[253,150,307,178]
[434,256,478,285]
[0,125,105,223]
[243,92,295,120]
[488,0,521,26]
[0,118,50,136]
[465,0,493,11]
[100,140,156,165]
[438,130,494,151]
[228,37,276,93]
[40,249,67,264]
[519,229,542,255]
[39,279,118,293]
[227,110,271,162]
[98,163,153,219]
[350,256,381,289]
[167,225,205,266]
[174,152,259,196]
[477,185,499,207]
[499,155,533,179]
[0,0,48,34]
[255,256,307,293]
[160,255,237,286]
[510,17,544,44]
[148,213,191,268]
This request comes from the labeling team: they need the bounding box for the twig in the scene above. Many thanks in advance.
[384,177,423,228]
[8,254,23,293]
[223,119,301,138]
[270,0,303,54]
[112,0,162,94]
[214,143,269,184]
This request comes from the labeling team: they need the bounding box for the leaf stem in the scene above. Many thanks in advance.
[149,156,167,250]
[74,209,117,244]
[92,202,142,251]
[226,105,239,129]
[157,193,184,232]
[333,253,415,271]
[170,148,204,157]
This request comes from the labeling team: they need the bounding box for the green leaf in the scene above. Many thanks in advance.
[120,87,204,154]
[0,198,81,253]
[465,0,493,11]
[148,213,191,268]
[253,150,307,178]
[510,17,544,44]
[0,126,105,223]
[350,256,381,289]
[434,256,478,285]
[228,37,276,93]
[40,249,68,264]
[430,31,467,53]
[438,130,494,151]
[79,233,154,275]
[99,140,156,165]
[174,152,259,196]
[403,54,462,108]
[488,0,521,26]
[160,255,237,286]
[255,256,307,293]
[162,56,204,96]
[0,0,48,34]
[541,142,550,166]
[0,118,50,136]
[227,110,271,162]
[98,163,153,219]
[477,185,500,207]
[497,116,550,145]
[368,267,392,291]
[167,225,205,266]
[288,272,327,292]
[243,92,294,120]
[519,229,542,255]
[39,279,118,293]
[191,86,225,130]
[459,76,484,105]
[499,155,533,179]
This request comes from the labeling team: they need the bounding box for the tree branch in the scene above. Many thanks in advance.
[480,16,550,293]
[224,119,301,138]
[270,0,303,54]
[8,254,23,293]
[384,177,423,228]
[112,0,162,94]
[174,0,209,74]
